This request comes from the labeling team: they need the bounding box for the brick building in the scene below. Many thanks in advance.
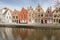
[20,7,28,24]
[12,9,20,24]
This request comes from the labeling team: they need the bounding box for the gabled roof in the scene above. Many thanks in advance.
[28,6,33,11]
[2,7,8,11]
[35,4,44,13]
[2,7,14,16]
[9,10,14,15]
[13,9,20,16]
[20,7,28,14]
[3,7,8,15]
[52,7,60,13]
[46,6,52,14]
[36,3,41,10]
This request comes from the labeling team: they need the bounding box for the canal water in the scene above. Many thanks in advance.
[0,27,60,40]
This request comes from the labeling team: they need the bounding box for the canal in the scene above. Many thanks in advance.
[0,26,60,40]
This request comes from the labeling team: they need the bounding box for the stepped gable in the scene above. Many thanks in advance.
[46,6,52,14]
[35,4,44,14]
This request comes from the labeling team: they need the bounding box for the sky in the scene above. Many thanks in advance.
[0,0,54,11]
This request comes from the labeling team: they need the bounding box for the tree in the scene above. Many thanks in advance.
[54,0,60,8]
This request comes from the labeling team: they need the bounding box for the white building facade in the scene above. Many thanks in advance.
[0,8,13,23]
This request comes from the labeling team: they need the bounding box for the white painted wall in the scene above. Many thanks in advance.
[4,10,12,23]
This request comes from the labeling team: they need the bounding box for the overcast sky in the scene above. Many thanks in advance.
[0,0,54,11]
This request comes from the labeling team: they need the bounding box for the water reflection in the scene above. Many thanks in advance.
[0,27,60,40]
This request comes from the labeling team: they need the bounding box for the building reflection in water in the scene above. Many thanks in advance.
[0,27,60,40]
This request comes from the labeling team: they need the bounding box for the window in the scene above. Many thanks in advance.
[38,9,40,12]
[29,14,31,16]
[54,15,57,17]
[12,20,15,22]
[32,14,34,18]
[20,16,23,19]
[49,14,52,17]
[56,19,58,22]
[24,16,26,19]
[45,20,47,23]
[48,11,49,13]
[41,20,43,24]
[7,16,8,19]
[56,10,58,13]
[59,8,60,11]
[29,19,31,22]
[54,19,55,22]
[58,14,60,17]
[59,19,60,23]
[14,11,16,14]
[45,14,48,17]
[38,19,40,23]
[16,16,18,19]
[15,20,18,23]
[35,13,37,17]
[16,20,18,23]
[41,14,43,17]
[9,17,11,19]
[35,19,37,22]
[49,19,51,22]
[13,16,15,19]
[38,13,40,17]
[8,13,9,15]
